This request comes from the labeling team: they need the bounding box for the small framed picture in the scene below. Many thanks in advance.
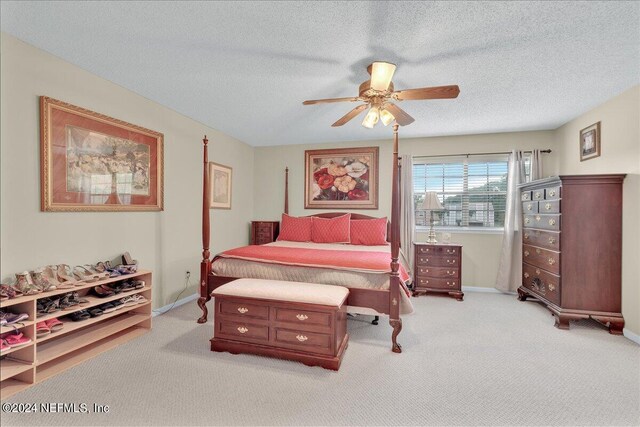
[579,122,601,162]
[209,162,232,209]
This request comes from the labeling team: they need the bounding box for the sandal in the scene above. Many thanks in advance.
[58,294,78,310]
[83,264,109,280]
[68,292,89,306]
[37,298,60,317]
[45,318,64,332]
[14,273,41,295]
[0,289,7,301]
[43,265,73,289]
[131,294,148,304]
[70,310,90,322]
[31,270,57,292]
[88,307,103,318]
[119,295,138,307]
[0,284,22,299]
[92,286,114,298]
[132,280,145,290]
[36,321,50,337]
[99,303,117,313]
[57,264,80,287]
[73,266,99,283]
[101,284,123,294]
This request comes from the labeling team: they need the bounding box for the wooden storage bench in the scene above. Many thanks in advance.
[211,278,349,370]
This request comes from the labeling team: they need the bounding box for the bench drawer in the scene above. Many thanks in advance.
[275,308,331,327]
[219,300,269,320]
[217,320,269,343]
[274,328,332,355]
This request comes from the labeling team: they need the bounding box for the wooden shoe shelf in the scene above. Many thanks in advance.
[0,270,152,400]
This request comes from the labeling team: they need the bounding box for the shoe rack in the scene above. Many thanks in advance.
[0,270,152,400]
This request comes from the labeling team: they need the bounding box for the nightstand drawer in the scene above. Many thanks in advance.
[416,245,460,256]
[416,256,459,267]
[415,277,460,290]
[416,266,459,278]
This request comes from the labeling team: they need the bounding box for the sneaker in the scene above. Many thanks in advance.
[0,311,29,325]
[3,332,32,348]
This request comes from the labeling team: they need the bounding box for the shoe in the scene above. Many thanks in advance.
[99,303,117,314]
[68,292,89,306]
[119,281,135,292]
[36,321,51,337]
[111,300,124,310]
[43,265,74,289]
[0,284,21,299]
[31,270,56,292]
[57,264,81,287]
[36,298,60,317]
[58,294,78,310]
[92,286,114,298]
[122,252,135,266]
[83,264,109,280]
[119,295,138,307]
[73,266,99,283]
[132,280,145,290]
[131,294,148,304]
[44,318,64,332]
[14,272,41,295]
[70,310,90,322]
[3,332,32,348]
[0,289,7,301]
[88,307,103,318]
[0,311,29,325]
[0,339,10,355]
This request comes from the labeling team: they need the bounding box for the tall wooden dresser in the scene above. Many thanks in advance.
[412,243,463,301]
[517,174,626,334]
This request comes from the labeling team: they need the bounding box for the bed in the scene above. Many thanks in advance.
[197,124,408,353]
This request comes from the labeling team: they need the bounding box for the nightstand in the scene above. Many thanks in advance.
[250,221,280,245]
[412,243,463,301]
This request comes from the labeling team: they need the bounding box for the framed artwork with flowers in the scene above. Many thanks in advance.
[40,96,164,211]
[304,146,379,209]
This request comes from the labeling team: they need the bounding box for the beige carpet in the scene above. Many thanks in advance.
[3,292,639,426]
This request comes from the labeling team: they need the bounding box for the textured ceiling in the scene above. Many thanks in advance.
[1,1,639,147]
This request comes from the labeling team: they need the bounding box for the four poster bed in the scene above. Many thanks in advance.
[197,124,409,352]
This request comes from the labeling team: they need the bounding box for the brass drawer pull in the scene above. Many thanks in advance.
[549,190,556,197]
[446,249,456,254]
[535,192,542,199]
[296,335,308,342]
[524,233,530,240]
[525,218,531,224]
[535,215,541,221]
[549,237,556,244]
[536,248,541,254]
[548,258,556,265]
[545,203,551,210]
[549,219,556,226]
[535,269,541,274]
[527,204,532,211]
[447,271,455,275]
[548,284,555,291]
[524,250,530,257]
[296,314,308,321]
[524,272,530,278]
[447,281,455,287]
[237,326,248,334]
[446,259,456,264]
[237,307,249,314]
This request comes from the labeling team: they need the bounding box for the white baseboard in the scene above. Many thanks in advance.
[462,286,516,295]
[623,328,640,345]
[153,292,199,317]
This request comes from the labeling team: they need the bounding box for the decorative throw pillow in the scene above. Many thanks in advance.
[276,214,312,242]
[350,217,388,245]
[311,214,351,243]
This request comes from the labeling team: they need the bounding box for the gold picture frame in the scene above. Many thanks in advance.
[579,121,601,162]
[40,96,164,211]
[209,162,232,209]
[304,146,379,209]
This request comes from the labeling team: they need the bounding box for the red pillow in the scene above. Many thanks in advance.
[311,214,351,243]
[276,214,312,242]
[350,217,388,245]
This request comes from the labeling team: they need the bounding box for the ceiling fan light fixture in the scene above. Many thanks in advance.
[362,107,380,129]
[380,108,395,126]
[370,61,396,91]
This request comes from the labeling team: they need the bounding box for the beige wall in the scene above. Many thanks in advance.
[254,131,557,288]
[555,85,640,336]
[0,33,254,308]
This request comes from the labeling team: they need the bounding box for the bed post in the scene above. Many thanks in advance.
[284,167,289,215]
[197,135,212,323]
[389,123,403,353]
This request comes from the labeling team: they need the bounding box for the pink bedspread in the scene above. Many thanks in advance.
[217,245,411,290]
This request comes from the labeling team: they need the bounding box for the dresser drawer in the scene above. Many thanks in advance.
[522,262,560,305]
[523,214,560,231]
[416,255,459,267]
[544,186,561,200]
[538,200,560,214]
[219,300,270,320]
[523,229,560,252]
[415,245,460,256]
[522,201,538,213]
[532,189,545,201]
[416,266,459,278]
[257,224,274,233]
[275,308,330,328]
[274,328,332,355]
[414,276,460,290]
[217,320,270,343]
[522,244,560,275]
[521,191,532,201]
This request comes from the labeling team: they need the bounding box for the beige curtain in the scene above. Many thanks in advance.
[400,155,415,273]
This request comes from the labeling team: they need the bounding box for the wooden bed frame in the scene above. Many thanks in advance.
[197,124,404,353]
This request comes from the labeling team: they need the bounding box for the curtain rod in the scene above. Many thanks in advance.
[414,149,552,159]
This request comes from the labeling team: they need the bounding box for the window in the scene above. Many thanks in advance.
[413,155,530,230]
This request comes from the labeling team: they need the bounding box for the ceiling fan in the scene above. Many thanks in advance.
[303,61,460,128]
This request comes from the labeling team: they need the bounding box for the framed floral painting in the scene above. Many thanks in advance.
[304,146,379,209]
[209,162,232,209]
[40,97,164,211]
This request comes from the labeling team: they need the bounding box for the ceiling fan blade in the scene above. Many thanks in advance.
[331,104,369,127]
[303,97,359,105]
[370,61,397,91]
[384,103,415,126]
[394,85,460,101]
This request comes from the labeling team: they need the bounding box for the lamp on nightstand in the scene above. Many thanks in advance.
[421,192,444,244]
